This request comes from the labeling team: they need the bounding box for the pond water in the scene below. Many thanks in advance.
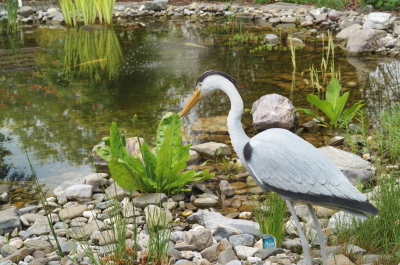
[1,20,400,192]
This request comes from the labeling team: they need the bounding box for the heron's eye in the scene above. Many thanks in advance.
[198,83,202,87]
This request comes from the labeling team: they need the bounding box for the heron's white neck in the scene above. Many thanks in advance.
[216,80,250,157]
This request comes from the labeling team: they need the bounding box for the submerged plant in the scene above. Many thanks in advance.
[297,78,364,129]
[97,112,214,194]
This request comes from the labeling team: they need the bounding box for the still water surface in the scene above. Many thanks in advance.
[1,21,400,190]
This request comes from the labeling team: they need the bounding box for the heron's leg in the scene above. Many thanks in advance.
[307,204,327,265]
[286,200,311,265]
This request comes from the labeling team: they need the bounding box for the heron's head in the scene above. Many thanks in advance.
[180,70,248,117]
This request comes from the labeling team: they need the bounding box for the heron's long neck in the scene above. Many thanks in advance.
[219,83,250,157]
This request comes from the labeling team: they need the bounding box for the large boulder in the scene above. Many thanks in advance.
[190,142,231,160]
[336,24,362,40]
[345,28,382,56]
[363,12,397,30]
[252,94,298,132]
[144,0,168,11]
[318,146,374,184]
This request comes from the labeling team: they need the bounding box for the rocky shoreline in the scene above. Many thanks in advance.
[3,2,398,57]
[0,136,383,265]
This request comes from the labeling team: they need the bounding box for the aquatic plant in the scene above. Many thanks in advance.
[297,78,364,129]
[253,192,287,246]
[97,112,214,194]
[3,0,20,34]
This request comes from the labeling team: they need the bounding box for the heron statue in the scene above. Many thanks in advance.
[180,70,378,265]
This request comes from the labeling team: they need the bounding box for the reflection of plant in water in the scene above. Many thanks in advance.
[63,27,123,81]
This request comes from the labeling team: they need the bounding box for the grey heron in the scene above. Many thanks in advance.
[180,70,378,265]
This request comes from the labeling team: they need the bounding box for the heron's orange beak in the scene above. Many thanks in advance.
[180,89,201,117]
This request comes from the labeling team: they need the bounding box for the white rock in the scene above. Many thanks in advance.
[234,246,260,259]
[65,184,93,202]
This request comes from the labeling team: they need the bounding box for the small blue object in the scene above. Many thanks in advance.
[262,234,276,249]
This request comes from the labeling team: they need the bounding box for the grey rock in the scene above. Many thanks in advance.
[183,228,213,252]
[1,244,17,257]
[318,146,374,184]
[218,249,238,265]
[58,205,88,220]
[234,246,259,259]
[264,34,279,44]
[0,192,9,203]
[327,211,362,233]
[337,24,363,40]
[22,213,47,224]
[145,0,168,11]
[199,238,231,262]
[23,240,52,254]
[19,206,38,215]
[187,210,259,231]
[144,205,173,228]
[257,247,285,259]
[328,10,341,21]
[0,247,35,263]
[213,225,242,239]
[229,234,254,248]
[225,261,241,265]
[60,240,78,255]
[0,207,22,233]
[54,177,86,197]
[0,184,10,194]
[219,180,234,198]
[18,231,34,240]
[84,173,108,192]
[252,94,298,132]
[65,184,93,202]
[226,224,261,238]
[26,219,51,235]
[193,197,219,208]
[281,238,302,252]
[132,193,168,208]
[190,142,231,160]
[345,28,382,56]
[29,258,49,265]
[364,12,396,30]
[19,6,36,18]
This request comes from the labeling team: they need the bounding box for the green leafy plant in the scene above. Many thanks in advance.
[297,78,364,129]
[97,112,214,194]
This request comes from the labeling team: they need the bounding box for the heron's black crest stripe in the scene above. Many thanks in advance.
[197,70,250,94]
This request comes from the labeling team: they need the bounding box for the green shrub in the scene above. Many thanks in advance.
[97,112,214,194]
[360,0,400,10]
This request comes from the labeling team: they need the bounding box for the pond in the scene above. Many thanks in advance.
[1,20,400,192]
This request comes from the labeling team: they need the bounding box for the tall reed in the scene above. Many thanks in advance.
[6,0,19,33]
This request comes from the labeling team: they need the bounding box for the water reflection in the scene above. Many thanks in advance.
[0,22,399,189]
[63,27,123,81]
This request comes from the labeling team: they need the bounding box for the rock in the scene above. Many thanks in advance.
[0,207,22,233]
[145,0,168,11]
[213,225,242,239]
[26,219,51,235]
[23,240,52,254]
[144,205,172,227]
[193,198,219,208]
[218,249,238,265]
[60,240,78,255]
[326,254,354,265]
[363,12,396,30]
[234,246,260,259]
[19,6,36,18]
[252,94,298,132]
[187,210,259,231]
[105,181,129,201]
[328,10,341,21]
[294,205,313,222]
[336,24,362,40]
[54,177,86,197]
[132,193,168,208]
[183,228,213,252]
[190,142,231,160]
[22,213,47,224]
[84,173,108,192]
[264,34,279,44]
[219,180,234,198]
[50,11,64,25]
[1,244,17,257]
[318,146,374,184]
[281,238,302,252]
[0,247,34,263]
[0,192,9,203]
[327,211,362,233]
[188,150,201,164]
[65,184,93,202]
[345,28,382,56]
[58,205,88,220]
[257,247,285,259]
[229,234,254,248]
[200,238,232,261]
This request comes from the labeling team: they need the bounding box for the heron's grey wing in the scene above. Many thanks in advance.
[243,128,372,210]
